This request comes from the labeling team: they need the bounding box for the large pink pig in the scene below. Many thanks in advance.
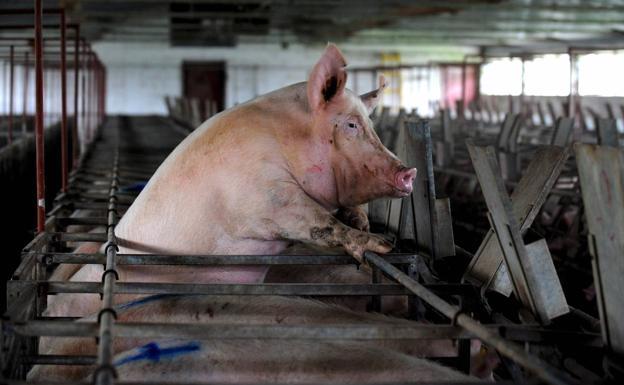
[47,44,416,317]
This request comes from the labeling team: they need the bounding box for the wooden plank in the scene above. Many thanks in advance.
[506,114,524,153]
[575,144,624,355]
[466,142,540,319]
[496,113,515,150]
[524,239,569,321]
[398,196,416,242]
[551,117,575,147]
[596,118,619,148]
[464,146,571,296]
[404,120,437,257]
[434,198,455,258]
[368,198,390,232]
[440,109,453,145]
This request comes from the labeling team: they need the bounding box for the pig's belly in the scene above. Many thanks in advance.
[46,238,289,318]
[117,237,290,283]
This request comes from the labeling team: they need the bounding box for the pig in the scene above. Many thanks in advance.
[46,43,416,317]
[110,339,472,384]
[31,294,468,382]
[114,42,415,266]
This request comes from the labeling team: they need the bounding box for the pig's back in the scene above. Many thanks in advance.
[111,339,472,384]
[115,84,308,257]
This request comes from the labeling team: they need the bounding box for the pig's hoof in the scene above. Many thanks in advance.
[344,231,393,265]
[336,207,370,232]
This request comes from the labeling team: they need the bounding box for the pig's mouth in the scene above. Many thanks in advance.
[385,183,412,198]
[392,186,412,197]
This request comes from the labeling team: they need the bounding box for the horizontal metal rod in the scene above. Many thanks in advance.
[43,282,414,296]
[55,217,108,226]
[38,281,474,297]
[21,355,96,366]
[50,232,107,243]
[3,379,496,385]
[7,321,602,347]
[42,253,417,266]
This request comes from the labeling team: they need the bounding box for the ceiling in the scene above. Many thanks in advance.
[1,0,624,56]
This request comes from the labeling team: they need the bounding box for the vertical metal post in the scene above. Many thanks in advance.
[72,26,80,167]
[101,63,107,124]
[460,57,467,120]
[80,40,87,145]
[520,56,526,115]
[34,0,46,233]
[60,10,68,191]
[568,48,578,119]
[22,52,29,134]
[88,47,93,139]
[8,45,14,144]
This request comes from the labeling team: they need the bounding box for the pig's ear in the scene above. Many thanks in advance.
[307,43,347,113]
[360,75,387,115]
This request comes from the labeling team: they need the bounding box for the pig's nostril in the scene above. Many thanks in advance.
[395,167,417,192]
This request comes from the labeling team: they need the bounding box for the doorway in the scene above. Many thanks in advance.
[182,61,226,117]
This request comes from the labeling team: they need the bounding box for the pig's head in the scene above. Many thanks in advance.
[306,44,417,207]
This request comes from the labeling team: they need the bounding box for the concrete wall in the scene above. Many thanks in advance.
[93,42,383,115]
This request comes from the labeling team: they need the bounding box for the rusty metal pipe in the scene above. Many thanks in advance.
[72,25,79,167]
[22,51,29,134]
[60,10,68,191]
[34,0,46,233]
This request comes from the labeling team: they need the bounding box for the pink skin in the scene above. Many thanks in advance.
[47,44,416,317]
[31,295,469,382]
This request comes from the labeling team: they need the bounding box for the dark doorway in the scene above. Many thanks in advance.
[182,61,226,115]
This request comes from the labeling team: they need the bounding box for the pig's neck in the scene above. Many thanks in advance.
[293,139,339,211]
[282,129,339,211]
[268,84,340,211]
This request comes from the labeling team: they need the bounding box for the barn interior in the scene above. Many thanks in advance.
[1,0,623,384]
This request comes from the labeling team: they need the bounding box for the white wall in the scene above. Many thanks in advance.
[93,42,382,115]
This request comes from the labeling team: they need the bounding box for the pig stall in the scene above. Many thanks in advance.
[1,1,624,385]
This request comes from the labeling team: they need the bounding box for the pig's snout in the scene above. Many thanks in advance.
[394,167,417,194]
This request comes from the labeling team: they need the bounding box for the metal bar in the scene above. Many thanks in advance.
[72,25,79,167]
[0,7,64,15]
[86,45,92,143]
[9,321,602,346]
[55,217,108,226]
[44,282,412,296]
[80,40,86,146]
[94,139,120,385]
[60,10,68,191]
[568,48,578,119]
[51,232,108,242]
[43,253,417,266]
[363,251,576,385]
[21,355,96,366]
[34,0,46,233]
[93,137,119,385]
[8,44,14,144]
[22,51,28,134]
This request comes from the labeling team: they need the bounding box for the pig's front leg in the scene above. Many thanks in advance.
[263,189,391,265]
[336,206,369,232]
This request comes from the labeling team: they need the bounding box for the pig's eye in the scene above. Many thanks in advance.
[344,121,359,136]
